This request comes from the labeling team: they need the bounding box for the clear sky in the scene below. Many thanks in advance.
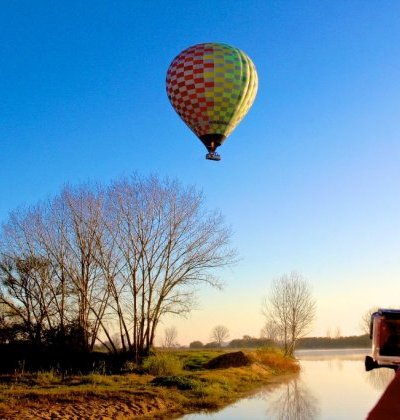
[1,1,400,345]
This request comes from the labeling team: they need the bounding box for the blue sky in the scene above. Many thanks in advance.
[1,1,400,343]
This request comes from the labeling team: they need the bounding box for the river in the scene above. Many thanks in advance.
[182,349,395,419]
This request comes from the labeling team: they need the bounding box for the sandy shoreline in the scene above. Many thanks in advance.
[0,392,181,419]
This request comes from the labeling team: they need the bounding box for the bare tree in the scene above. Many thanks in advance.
[0,174,236,358]
[261,319,281,342]
[162,326,178,348]
[334,326,341,339]
[0,255,58,345]
[211,325,230,346]
[102,176,236,358]
[0,188,111,351]
[360,307,379,335]
[263,272,316,356]
[0,206,69,346]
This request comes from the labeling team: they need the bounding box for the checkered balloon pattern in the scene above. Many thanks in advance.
[166,43,258,143]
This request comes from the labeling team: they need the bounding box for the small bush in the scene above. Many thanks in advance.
[121,360,137,373]
[35,370,61,386]
[142,353,182,376]
[180,352,218,371]
[151,375,200,390]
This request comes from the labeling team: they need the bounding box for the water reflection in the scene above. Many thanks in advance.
[365,368,395,391]
[263,378,319,420]
[327,358,344,372]
[182,350,391,419]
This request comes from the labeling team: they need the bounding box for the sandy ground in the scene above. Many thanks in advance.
[0,394,179,419]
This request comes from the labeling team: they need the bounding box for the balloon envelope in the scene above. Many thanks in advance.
[166,42,258,158]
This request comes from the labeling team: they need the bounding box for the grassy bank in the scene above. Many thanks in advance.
[0,348,299,419]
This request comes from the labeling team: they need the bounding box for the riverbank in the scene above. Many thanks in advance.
[0,349,299,419]
[180,348,388,419]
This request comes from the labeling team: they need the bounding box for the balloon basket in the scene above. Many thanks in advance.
[206,152,221,161]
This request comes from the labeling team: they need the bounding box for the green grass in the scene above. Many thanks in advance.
[35,370,62,386]
[142,352,183,375]
[0,347,299,418]
[164,349,225,371]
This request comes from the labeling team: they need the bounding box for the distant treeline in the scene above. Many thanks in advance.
[189,337,274,349]
[296,334,371,349]
[189,335,371,350]
[228,338,274,348]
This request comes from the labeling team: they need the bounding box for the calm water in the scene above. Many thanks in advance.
[183,349,395,420]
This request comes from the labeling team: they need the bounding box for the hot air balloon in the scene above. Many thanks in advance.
[166,43,258,161]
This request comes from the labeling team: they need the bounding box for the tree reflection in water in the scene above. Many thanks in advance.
[365,368,395,391]
[263,377,319,419]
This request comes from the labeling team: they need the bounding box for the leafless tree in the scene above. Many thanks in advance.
[334,326,341,338]
[261,319,281,342]
[102,176,236,358]
[263,272,316,356]
[0,187,111,351]
[162,326,178,348]
[0,174,236,358]
[211,325,230,346]
[360,307,379,335]
[0,255,58,344]
[0,206,69,345]
[326,327,331,338]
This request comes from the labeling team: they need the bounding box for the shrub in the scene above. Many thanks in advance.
[35,370,61,386]
[121,360,137,373]
[142,353,182,376]
[181,351,217,371]
[151,375,200,390]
